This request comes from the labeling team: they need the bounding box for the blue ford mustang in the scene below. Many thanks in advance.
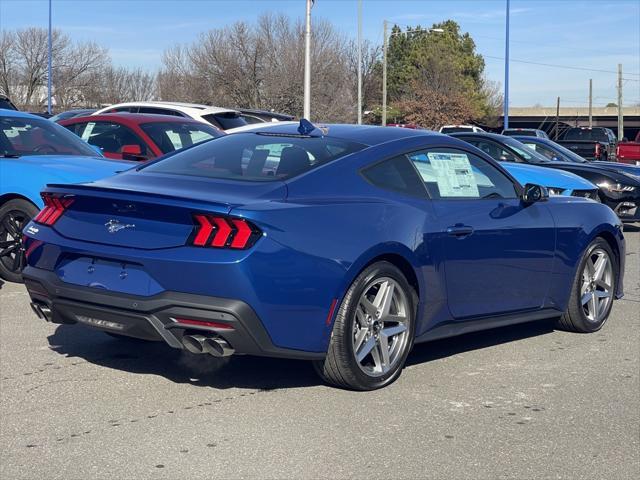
[21,122,625,390]
[0,110,134,282]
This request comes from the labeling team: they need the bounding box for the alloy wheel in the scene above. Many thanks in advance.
[580,247,613,323]
[0,210,28,274]
[352,277,410,377]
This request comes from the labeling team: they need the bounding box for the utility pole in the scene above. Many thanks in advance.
[588,79,593,128]
[503,0,510,130]
[303,0,313,120]
[617,63,624,140]
[357,0,362,124]
[47,0,52,115]
[382,20,388,126]
[555,96,560,140]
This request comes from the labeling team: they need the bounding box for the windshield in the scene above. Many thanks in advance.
[542,141,588,163]
[140,121,222,154]
[501,137,550,164]
[563,128,608,142]
[0,115,98,157]
[142,132,366,181]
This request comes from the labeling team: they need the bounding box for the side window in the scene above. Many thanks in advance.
[138,107,183,117]
[361,155,427,197]
[522,142,558,161]
[79,122,149,157]
[407,148,517,200]
[465,139,519,162]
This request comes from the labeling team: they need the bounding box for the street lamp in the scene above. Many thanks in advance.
[47,0,52,115]
[303,0,314,120]
[381,23,444,126]
[504,0,510,130]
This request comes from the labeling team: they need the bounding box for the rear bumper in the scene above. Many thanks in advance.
[22,266,324,360]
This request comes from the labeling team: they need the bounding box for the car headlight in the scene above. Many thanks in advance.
[548,187,565,196]
[596,182,636,193]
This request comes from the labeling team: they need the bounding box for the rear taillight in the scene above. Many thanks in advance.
[33,194,74,226]
[595,143,601,157]
[190,214,261,249]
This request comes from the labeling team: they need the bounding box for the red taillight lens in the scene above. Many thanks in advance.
[190,214,261,249]
[34,194,74,226]
[595,143,601,157]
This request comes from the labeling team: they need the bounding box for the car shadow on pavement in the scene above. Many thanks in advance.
[406,319,556,368]
[623,224,639,233]
[47,318,557,391]
[47,324,321,390]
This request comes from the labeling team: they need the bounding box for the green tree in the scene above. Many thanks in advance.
[387,20,499,125]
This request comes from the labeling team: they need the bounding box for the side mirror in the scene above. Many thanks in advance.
[121,144,145,160]
[522,183,549,204]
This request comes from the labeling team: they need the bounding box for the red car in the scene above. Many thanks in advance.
[60,113,223,161]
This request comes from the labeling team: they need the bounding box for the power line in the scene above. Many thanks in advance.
[483,55,640,77]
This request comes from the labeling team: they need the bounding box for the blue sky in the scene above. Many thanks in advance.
[1,0,638,107]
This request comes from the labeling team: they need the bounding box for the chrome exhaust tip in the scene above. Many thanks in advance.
[181,334,207,354]
[39,304,53,322]
[203,337,235,357]
[30,302,43,319]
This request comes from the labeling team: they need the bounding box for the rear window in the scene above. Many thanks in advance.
[202,112,247,130]
[503,129,536,137]
[142,133,366,181]
[0,98,17,110]
[140,121,221,154]
[563,128,608,142]
[440,126,474,134]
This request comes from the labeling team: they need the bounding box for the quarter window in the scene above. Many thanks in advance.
[361,155,427,197]
[407,148,517,200]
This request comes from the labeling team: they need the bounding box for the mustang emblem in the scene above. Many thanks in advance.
[105,219,135,234]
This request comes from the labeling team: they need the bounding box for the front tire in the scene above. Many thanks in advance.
[0,199,39,283]
[314,261,416,390]
[556,238,617,333]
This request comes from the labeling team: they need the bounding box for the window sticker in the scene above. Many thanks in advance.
[81,122,96,141]
[426,152,479,197]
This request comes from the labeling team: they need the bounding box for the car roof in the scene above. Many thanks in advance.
[235,122,442,146]
[95,101,238,115]
[0,109,43,119]
[61,112,207,126]
[450,131,507,140]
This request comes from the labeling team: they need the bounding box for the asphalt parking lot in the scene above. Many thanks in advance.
[1,228,638,480]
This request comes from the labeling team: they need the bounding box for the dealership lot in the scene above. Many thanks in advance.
[1,228,638,479]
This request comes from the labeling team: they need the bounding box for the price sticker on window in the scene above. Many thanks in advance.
[427,152,479,198]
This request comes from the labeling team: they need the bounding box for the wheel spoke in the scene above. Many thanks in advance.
[360,297,377,317]
[594,290,611,299]
[11,249,22,272]
[355,337,376,363]
[581,291,593,306]
[585,257,596,277]
[378,335,390,373]
[370,343,383,373]
[372,280,388,309]
[588,293,598,319]
[0,242,19,258]
[353,328,368,352]
[0,240,15,248]
[379,282,395,317]
[3,216,19,237]
[593,254,607,281]
[381,324,407,338]
[595,279,611,291]
[355,308,368,328]
[383,313,406,324]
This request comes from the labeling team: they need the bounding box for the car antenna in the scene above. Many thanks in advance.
[298,118,316,136]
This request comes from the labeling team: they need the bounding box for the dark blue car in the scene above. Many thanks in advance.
[21,122,625,390]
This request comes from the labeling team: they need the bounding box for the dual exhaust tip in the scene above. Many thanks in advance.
[182,334,234,358]
[30,302,53,322]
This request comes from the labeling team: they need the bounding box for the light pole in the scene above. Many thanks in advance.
[503,0,510,130]
[357,0,362,124]
[381,24,444,126]
[303,0,314,120]
[47,0,52,115]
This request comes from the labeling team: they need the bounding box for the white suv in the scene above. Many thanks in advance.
[439,125,485,134]
[92,101,246,130]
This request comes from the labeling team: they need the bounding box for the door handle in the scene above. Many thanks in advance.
[446,225,474,238]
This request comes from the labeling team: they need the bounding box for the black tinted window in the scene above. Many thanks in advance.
[140,122,220,153]
[408,148,517,200]
[73,121,150,156]
[362,156,427,197]
[203,112,247,130]
[563,128,608,142]
[143,133,365,181]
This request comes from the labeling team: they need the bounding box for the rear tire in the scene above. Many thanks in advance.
[556,238,617,333]
[314,261,416,390]
[0,199,39,283]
